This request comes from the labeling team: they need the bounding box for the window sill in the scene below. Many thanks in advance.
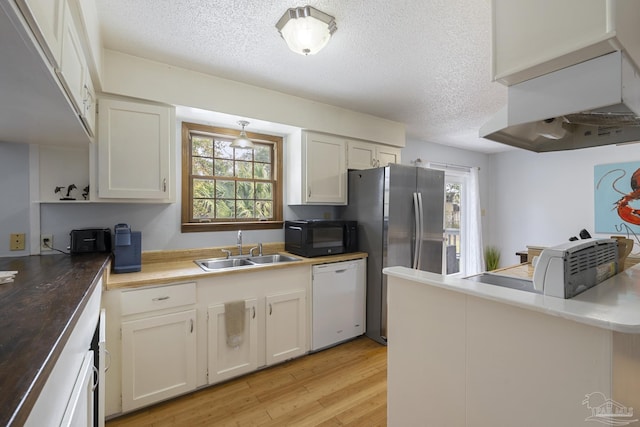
[181,221,284,233]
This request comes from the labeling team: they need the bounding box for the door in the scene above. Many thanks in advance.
[304,132,346,204]
[207,299,258,384]
[121,309,196,411]
[60,351,94,427]
[97,98,172,199]
[417,167,445,274]
[265,290,307,365]
[312,260,365,351]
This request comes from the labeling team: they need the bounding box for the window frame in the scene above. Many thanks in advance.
[181,121,284,232]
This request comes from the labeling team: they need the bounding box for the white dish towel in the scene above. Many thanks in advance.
[225,300,246,348]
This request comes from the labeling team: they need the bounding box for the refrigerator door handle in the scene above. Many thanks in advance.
[412,192,420,269]
[417,192,424,268]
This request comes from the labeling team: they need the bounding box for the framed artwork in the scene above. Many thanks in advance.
[594,161,640,235]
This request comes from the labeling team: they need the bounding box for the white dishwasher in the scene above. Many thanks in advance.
[312,259,366,351]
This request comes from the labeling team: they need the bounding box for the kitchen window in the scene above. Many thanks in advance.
[181,122,283,232]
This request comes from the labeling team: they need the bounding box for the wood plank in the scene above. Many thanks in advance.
[106,336,387,426]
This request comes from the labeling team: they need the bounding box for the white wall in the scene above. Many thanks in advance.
[0,142,30,257]
[490,143,640,268]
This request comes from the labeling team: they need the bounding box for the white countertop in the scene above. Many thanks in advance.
[383,265,640,333]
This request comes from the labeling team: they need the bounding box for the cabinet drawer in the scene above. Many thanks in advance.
[121,282,196,316]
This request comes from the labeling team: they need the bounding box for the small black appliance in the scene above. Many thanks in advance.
[284,219,358,257]
[112,223,141,273]
[69,228,112,254]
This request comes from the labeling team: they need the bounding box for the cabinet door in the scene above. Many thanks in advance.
[121,309,196,412]
[207,299,258,384]
[304,132,346,204]
[347,140,375,170]
[97,98,173,199]
[376,145,401,167]
[59,351,94,427]
[80,75,95,137]
[57,0,86,113]
[265,290,307,365]
[16,0,65,69]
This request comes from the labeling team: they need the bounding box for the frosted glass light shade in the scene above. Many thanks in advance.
[231,120,254,148]
[276,6,337,56]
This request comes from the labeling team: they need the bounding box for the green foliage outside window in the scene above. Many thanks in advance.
[190,134,274,221]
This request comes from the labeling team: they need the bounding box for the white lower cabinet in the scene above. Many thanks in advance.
[265,290,307,365]
[105,268,311,416]
[207,298,259,384]
[119,283,197,412]
[60,351,94,427]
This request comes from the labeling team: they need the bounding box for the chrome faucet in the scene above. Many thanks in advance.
[237,230,243,255]
[250,243,263,257]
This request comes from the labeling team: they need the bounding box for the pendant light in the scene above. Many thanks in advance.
[276,6,337,55]
[231,120,254,149]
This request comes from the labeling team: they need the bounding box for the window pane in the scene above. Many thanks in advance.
[193,199,214,219]
[256,182,272,199]
[215,200,235,218]
[215,159,234,177]
[236,200,255,218]
[256,201,272,219]
[192,136,213,157]
[254,163,271,180]
[236,161,253,178]
[214,140,233,159]
[217,180,235,199]
[235,148,253,161]
[254,145,271,163]
[237,181,255,199]
[193,178,215,198]
[192,157,213,176]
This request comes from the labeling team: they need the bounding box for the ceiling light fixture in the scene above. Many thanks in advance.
[230,120,254,149]
[276,6,337,56]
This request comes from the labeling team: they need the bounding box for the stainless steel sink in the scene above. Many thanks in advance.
[465,272,542,294]
[248,254,301,264]
[194,254,301,271]
[196,258,255,271]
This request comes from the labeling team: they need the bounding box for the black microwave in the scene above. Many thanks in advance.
[284,220,358,258]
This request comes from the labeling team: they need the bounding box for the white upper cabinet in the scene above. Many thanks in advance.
[58,0,86,115]
[97,97,175,201]
[346,140,401,170]
[492,0,640,85]
[288,131,347,205]
[15,0,65,69]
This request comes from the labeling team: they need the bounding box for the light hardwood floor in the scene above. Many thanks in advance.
[106,336,387,426]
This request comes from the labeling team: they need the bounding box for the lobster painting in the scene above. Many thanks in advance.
[616,168,640,225]
[595,162,640,235]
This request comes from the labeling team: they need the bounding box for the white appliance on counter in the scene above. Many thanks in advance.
[533,238,618,298]
[312,259,366,351]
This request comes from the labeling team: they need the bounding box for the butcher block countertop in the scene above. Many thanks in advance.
[107,244,368,290]
[0,253,110,427]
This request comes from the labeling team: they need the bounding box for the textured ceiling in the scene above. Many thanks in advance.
[96,0,510,153]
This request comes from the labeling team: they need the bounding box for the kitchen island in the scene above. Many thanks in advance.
[384,265,640,427]
[0,253,109,426]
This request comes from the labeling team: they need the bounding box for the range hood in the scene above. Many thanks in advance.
[480,51,640,152]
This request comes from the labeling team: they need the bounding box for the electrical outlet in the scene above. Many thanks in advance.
[41,234,53,251]
[10,233,25,251]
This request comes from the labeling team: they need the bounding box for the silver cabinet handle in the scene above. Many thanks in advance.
[163,178,167,192]
[92,365,99,392]
[252,306,256,319]
[190,319,194,333]
[153,296,170,301]
[269,303,273,315]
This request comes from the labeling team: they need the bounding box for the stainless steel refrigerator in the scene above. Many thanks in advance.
[342,164,444,345]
